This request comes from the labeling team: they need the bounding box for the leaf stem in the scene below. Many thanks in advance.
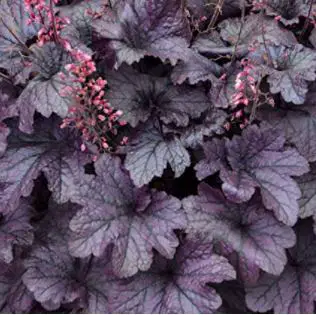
[231,0,246,63]
[299,0,314,41]
[49,0,60,44]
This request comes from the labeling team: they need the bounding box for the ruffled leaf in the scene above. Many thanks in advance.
[257,89,316,162]
[246,220,316,313]
[183,183,296,275]
[125,123,190,186]
[222,125,309,225]
[171,50,221,85]
[93,0,191,67]
[16,43,75,133]
[197,124,309,225]
[186,0,241,20]
[0,261,34,313]
[195,137,226,180]
[109,238,236,313]
[0,117,90,214]
[263,0,313,25]
[0,0,39,82]
[0,198,34,263]
[23,201,114,312]
[175,109,227,149]
[106,65,210,128]
[297,163,316,234]
[69,154,186,277]
[249,44,316,104]
[219,15,297,47]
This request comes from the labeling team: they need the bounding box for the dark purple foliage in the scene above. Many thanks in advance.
[0,0,316,313]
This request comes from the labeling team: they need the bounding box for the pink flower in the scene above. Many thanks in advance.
[80,143,86,152]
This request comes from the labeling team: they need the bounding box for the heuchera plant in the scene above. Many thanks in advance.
[1,0,316,313]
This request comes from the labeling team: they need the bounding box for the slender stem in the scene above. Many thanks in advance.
[49,0,60,43]
[260,11,273,66]
[299,0,314,40]
[231,0,246,63]
[249,75,263,123]
[0,71,12,83]
[204,0,225,32]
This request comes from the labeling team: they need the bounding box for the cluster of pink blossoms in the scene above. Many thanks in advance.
[60,57,128,154]
[25,0,70,46]
[225,59,258,130]
[24,0,127,155]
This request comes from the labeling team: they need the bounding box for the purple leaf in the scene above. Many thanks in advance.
[109,238,236,313]
[16,43,76,133]
[0,198,34,263]
[93,0,191,67]
[23,201,115,312]
[174,109,227,149]
[214,240,261,285]
[249,44,316,104]
[106,65,210,128]
[59,0,104,52]
[221,124,309,225]
[186,0,241,20]
[0,117,90,214]
[246,219,316,313]
[297,163,316,234]
[23,242,83,309]
[125,123,190,186]
[0,0,39,82]
[0,80,18,121]
[208,65,240,109]
[0,261,34,313]
[256,93,316,163]
[194,137,226,180]
[69,154,186,277]
[183,183,296,275]
[192,31,225,51]
[309,27,316,48]
[0,123,10,157]
[171,50,221,85]
[263,0,313,25]
[219,15,297,47]
[0,80,18,155]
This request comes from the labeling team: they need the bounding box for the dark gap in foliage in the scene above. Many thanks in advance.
[31,173,51,215]
[150,164,199,198]
[25,36,38,48]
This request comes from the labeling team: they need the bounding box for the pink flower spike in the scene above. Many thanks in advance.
[63,40,73,52]
[235,110,243,118]
[121,136,128,145]
[65,64,75,71]
[224,122,231,130]
[242,98,249,106]
[98,114,106,121]
[232,92,243,102]
[102,141,109,149]
[235,80,245,90]
[80,143,86,152]
[60,121,68,129]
